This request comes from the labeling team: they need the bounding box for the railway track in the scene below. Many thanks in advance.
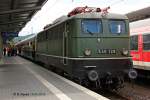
[135,77,150,88]
[96,89,127,100]
[113,82,150,100]
[79,80,150,100]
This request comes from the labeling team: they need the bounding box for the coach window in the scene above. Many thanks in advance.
[143,34,150,50]
[109,20,126,34]
[82,20,102,35]
[130,35,138,50]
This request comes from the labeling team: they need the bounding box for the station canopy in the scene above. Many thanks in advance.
[126,6,150,22]
[0,1,149,34]
[0,0,48,34]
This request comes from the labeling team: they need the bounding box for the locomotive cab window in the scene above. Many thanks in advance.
[82,20,102,34]
[143,34,150,50]
[109,20,126,34]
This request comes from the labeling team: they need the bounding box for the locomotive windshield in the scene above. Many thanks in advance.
[109,20,126,34]
[82,20,102,34]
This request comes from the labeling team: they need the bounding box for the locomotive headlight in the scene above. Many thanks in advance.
[84,49,91,56]
[122,49,128,55]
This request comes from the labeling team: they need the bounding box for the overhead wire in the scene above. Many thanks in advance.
[47,0,60,9]
[109,0,125,7]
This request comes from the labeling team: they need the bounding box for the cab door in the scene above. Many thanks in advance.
[138,34,143,62]
[63,22,69,65]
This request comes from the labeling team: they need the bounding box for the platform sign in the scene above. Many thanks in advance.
[1,32,18,44]
[1,32,18,37]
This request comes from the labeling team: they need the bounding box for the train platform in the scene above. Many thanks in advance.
[0,56,109,100]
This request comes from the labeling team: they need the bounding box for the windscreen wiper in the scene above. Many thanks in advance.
[87,29,94,35]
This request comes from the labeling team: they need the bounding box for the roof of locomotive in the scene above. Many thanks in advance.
[43,12,128,31]
[70,12,128,19]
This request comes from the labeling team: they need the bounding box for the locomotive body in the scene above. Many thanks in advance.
[16,7,137,89]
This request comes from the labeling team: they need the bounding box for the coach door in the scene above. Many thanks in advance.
[138,34,143,62]
[142,34,150,69]
[63,22,69,65]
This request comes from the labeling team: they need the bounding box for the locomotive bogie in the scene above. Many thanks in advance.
[68,58,132,79]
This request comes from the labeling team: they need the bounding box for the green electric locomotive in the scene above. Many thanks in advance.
[17,7,137,89]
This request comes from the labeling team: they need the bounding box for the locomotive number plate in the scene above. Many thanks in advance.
[97,49,116,54]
